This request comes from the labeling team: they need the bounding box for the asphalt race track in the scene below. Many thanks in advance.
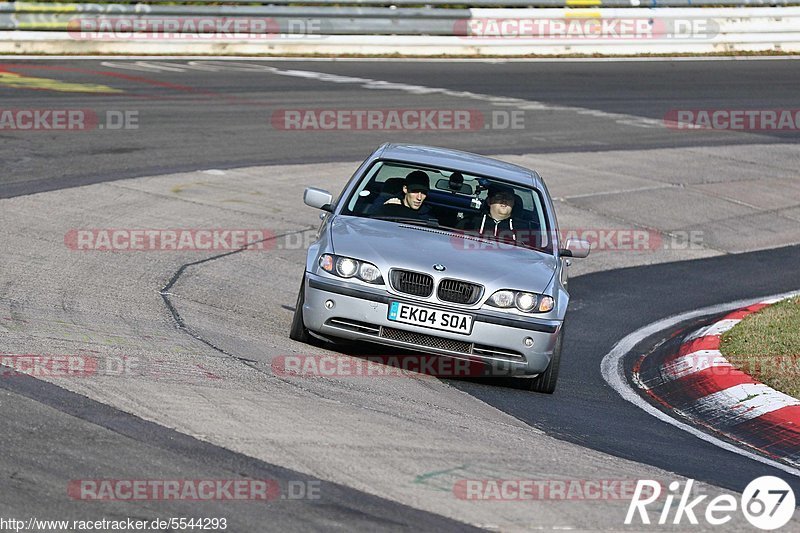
[1,58,798,197]
[2,58,800,531]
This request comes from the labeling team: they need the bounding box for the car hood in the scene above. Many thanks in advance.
[329,216,557,293]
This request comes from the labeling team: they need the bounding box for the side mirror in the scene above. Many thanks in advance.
[560,238,590,259]
[304,187,333,212]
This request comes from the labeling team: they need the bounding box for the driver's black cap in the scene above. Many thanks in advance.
[405,170,430,193]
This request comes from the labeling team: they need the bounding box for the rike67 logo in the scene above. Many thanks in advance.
[626,477,795,530]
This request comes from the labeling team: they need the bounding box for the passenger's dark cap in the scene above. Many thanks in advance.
[488,183,515,199]
[405,170,430,193]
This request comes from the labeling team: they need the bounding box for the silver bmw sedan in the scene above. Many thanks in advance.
[290,143,589,393]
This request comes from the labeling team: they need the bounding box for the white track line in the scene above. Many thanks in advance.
[600,289,800,478]
[683,318,741,342]
[94,60,664,129]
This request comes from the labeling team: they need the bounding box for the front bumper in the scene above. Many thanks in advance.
[302,273,563,376]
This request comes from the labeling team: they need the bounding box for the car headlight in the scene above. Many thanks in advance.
[358,262,381,283]
[336,257,358,278]
[319,254,384,284]
[515,292,537,312]
[488,290,515,308]
[487,290,554,313]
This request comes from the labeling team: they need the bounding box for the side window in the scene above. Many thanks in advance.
[513,187,549,249]
[530,191,549,249]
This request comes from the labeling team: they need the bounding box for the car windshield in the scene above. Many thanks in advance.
[341,160,553,253]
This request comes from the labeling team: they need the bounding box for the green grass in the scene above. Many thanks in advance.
[721,296,800,398]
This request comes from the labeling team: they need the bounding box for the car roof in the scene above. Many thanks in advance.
[378,144,544,189]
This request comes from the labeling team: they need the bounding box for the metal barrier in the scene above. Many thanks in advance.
[0,1,799,55]
[4,0,800,6]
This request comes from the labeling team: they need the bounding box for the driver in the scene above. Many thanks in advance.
[375,170,431,219]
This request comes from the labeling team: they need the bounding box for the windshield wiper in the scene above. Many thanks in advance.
[372,216,440,228]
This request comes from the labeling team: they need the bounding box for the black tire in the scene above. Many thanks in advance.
[289,274,318,345]
[526,329,563,394]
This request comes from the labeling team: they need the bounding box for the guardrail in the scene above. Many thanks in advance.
[0,1,799,55]
[4,0,800,7]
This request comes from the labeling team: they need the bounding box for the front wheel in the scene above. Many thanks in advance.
[526,329,563,394]
[289,274,320,345]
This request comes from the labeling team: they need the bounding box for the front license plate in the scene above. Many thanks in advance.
[388,301,473,335]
